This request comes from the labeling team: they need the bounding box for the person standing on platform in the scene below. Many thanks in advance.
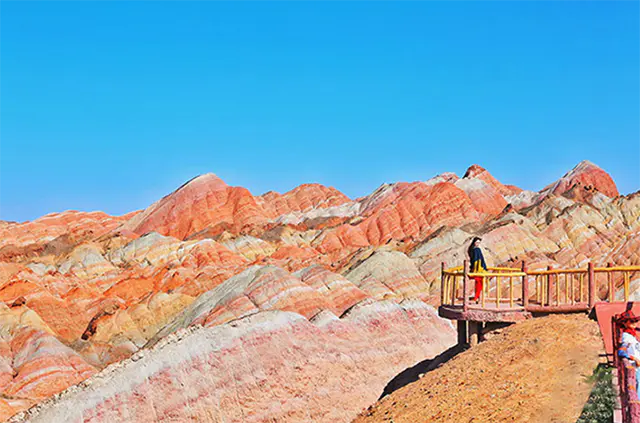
[468,237,488,303]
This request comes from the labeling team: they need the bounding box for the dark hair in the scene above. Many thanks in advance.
[468,237,482,261]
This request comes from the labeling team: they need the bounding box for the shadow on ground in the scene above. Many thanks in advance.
[379,344,468,400]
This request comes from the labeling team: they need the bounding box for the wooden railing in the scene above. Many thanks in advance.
[526,266,590,312]
[441,262,526,312]
[441,261,640,313]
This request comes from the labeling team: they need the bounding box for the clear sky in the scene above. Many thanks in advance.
[1,1,638,222]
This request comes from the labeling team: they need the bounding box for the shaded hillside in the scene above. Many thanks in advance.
[353,314,603,423]
[9,306,454,423]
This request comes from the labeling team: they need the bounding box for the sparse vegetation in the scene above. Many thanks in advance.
[576,364,615,423]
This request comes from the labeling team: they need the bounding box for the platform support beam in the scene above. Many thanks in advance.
[469,321,484,346]
[457,320,467,345]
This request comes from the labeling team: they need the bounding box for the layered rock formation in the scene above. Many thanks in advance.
[540,160,619,199]
[11,303,454,423]
[0,160,637,422]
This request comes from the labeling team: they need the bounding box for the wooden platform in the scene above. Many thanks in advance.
[439,301,592,323]
[525,302,590,314]
[438,304,531,322]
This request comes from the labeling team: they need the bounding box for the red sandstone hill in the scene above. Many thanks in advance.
[0,160,637,422]
[540,160,619,199]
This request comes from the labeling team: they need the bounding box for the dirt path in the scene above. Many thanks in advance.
[353,314,603,423]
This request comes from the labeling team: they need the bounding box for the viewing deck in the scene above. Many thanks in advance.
[438,261,640,323]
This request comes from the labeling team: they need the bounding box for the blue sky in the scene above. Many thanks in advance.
[1,1,638,222]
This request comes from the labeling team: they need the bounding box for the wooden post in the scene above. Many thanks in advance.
[521,261,528,308]
[509,276,514,308]
[441,262,446,305]
[469,321,479,346]
[570,274,575,304]
[496,276,501,308]
[547,265,553,306]
[463,260,469,312]
[443,275,448,304]
[457,320,468,346]
[588,262,596,308]
[452,275,456,305]
[481,276,486,309]
[607,262,614,302]
[450,276,454,305]
[624,272,630,302]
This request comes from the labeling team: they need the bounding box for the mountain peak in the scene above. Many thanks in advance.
[542,160,619,198]
[461,164,522,196]
[176,173,228,193]
[463,164,488,179]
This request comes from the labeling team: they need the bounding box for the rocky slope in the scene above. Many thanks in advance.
[0,160,637,421]
[10,303,453,423]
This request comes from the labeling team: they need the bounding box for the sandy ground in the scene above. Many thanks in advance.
[353,314,603,423]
